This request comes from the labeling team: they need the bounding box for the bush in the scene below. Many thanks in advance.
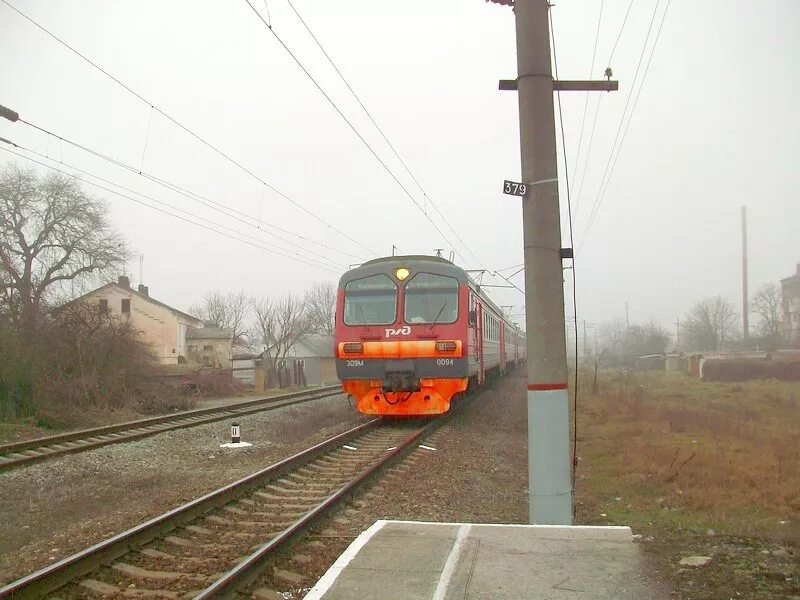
[0,302,186,424]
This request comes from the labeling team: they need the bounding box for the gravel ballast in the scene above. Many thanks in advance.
[0,393,367,583]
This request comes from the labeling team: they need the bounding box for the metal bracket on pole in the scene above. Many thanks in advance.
[499,79,619,92]
[560,248,573,260]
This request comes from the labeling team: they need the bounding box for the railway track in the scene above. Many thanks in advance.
[0,416,443,599]
[0,385,341,472]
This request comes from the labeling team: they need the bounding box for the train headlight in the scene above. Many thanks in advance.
[395,267,410,281]
[435,341,457,352]
[342,342,364,354]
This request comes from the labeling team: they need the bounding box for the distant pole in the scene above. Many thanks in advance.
[675,318,680,350]
[741,206,749,341]
[583,320,587,358]
[625,301,630,333]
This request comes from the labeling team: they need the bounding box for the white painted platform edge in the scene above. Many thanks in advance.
[304,520,389,600]
[384,519,631,532]
[432,524,471,600]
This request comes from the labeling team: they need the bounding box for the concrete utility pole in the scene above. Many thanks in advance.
[501,0,617,525]
[741,206,749,341]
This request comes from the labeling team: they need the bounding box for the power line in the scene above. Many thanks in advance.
[572,0,635,223]
[0,143,342,273]
[16,115,362,265]
[581,0,672,250]
[0,0,376,258]
[569,0,604,193]
[284,0,488,269]
[572,93,604,222]
[242,0,472,266]
[606,0,636,68]
[577,0,663,252]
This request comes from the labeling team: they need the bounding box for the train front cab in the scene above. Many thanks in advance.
[335,259,470,416]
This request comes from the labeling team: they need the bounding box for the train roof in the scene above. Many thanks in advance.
[341,255,469,285]
[341,255,523,333]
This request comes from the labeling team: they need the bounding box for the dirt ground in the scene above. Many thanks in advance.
[574,370,800,599]
[0,393,368,583]
[3,370,797,599]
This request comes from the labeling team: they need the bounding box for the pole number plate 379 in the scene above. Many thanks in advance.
[503,180,527,196]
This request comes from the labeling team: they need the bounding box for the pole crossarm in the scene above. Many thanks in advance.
[499,79,619,92]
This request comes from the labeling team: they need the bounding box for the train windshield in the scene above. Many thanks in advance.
[343,274,397,325]
[404,273,459,324]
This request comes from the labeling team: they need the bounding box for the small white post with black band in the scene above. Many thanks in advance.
[220,421,252,448]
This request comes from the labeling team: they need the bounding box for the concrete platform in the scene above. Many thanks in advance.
[306,520,658,599]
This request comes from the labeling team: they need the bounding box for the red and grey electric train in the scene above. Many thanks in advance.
[335,255,525,415]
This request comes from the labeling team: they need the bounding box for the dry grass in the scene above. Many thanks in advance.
[575,371,800,545]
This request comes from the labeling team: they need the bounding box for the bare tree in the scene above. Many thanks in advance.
[0,164,126,329]
[189,289,253,346]
[252,294,309,387]
[683,296,739,351]
[625,321,671,357]
[304,281,336,336]
[751,283,781,338]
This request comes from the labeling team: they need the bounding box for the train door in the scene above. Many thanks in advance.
[500,321,506,374]
[477,302,485,384]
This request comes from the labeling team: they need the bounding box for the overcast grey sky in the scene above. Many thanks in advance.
[2,0,798,333]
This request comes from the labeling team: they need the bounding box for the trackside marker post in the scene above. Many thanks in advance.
[220,422,252,448]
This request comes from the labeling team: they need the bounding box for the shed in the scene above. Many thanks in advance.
[284,334,338,386]
[634,354,665,371]
[665,354,688,373]
[187,327,234,368]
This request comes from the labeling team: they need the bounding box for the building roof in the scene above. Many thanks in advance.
[187,327,234,340]
[294,334,335,358]
[67,280,203,325]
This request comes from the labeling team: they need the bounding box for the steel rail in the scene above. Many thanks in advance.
[0,385,341,472]
[0,418,383,599]
[196,420,437,599]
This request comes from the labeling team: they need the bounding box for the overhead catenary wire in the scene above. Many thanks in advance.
[577,0,663,252]
[0,0,377,258]
[242,0,472,266]
[16,116,363,265]
[283,0,488,270]
[0,144,342,274]
[11,141,347,271]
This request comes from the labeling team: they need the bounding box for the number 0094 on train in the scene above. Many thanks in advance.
[334,255,525,416]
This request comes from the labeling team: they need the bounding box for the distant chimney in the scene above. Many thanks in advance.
[137,284,149,297]
[117,275,130,289]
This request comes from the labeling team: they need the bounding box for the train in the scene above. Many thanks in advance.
[334,255,525,415]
